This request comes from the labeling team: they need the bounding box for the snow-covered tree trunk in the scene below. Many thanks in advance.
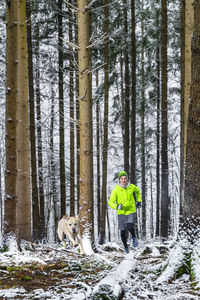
[58,0,66,218]
[100,0,109,245]
[26,0,40,242]
[130,0,136,184]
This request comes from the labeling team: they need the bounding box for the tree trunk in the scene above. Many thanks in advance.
[180,0,194,215]
[96,70,101,237]
[78,0,94,249]
[156,1,161,237]
[26,0,40,241]
[141,3,146,238]
[69,1,75,216]
[35,24,46,240]
[99,0,109,245]
[16,0,31,241]
[130,0,136,184]
[160,0,169,239]
[49,86,57,241]
[123,0,130,174]
[184,0,200,216]
[58,0,66,217]
[75,13,80,213]
[4,0,18,238]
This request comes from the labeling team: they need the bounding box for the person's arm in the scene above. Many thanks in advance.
[134,186,142,202]
[108,187,118,210]
[133,185,142,208]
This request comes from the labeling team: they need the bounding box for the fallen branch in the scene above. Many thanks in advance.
[92,253,137,299]
[136,255,167,261]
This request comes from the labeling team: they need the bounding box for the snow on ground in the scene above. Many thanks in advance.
[0,238,199,299]
[192,238,200,289]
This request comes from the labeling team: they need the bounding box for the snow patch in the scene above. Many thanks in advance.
[156,238,188,284]
[82,236,94,255]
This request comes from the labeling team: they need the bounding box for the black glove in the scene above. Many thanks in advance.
[117,204,122,210]
[136,202,141,208]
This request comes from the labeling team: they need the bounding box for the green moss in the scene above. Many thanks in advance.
[63,261,82,272]
[20,275,32,281]
[7,266,23,273]
[156,246,168,255]
[154,264,168,276]
[141,247,152,256]
[0,245,9,253]
[177,251,192,278]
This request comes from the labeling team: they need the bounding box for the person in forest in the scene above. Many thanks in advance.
[108,171,142,253]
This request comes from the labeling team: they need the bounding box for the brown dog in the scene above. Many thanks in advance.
[57,215,84,255]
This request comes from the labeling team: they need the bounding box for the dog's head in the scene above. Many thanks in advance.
[65,216,80,234]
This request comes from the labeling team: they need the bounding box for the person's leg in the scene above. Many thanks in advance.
[118,215,129,253]
[126,223,136,237]
[120,230,129,253]
[127,223,138,247]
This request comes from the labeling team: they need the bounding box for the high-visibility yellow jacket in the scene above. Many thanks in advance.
[108,184,142,215]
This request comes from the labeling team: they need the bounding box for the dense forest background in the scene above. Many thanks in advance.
[0,0,198,248]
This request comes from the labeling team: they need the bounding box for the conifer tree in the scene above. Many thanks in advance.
[184,0,200,217]
[4,0,18,238]
[161,0,169,238]
[16,0,31,241]
[78,0,94,250]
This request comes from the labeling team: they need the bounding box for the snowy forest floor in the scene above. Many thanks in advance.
[0,239,199,299]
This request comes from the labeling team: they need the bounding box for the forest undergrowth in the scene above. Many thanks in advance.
[0,240,199,299]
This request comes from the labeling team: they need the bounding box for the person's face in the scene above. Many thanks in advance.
[120,176,127,187]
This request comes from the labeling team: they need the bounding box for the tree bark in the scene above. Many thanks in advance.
[184,0,200,217]
[122,0,130,174]
[78,0,94,245]
[99,0,109,245]
[75,12,80,213]
[96,70,101,237]
[26,0,40,241]
[69,1,75,216]
[16,0,31,241]
[181,0,194,214]
[130,0,136,184]
[58,0,66,217]
[141,2,146,237]
[35,24,46,240]
[4,0,18,237]
[156,1,161,237]
[161,0,169,239]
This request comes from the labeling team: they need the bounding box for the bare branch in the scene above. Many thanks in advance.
[63,0,79,13]
[87,62,106,74]
[60,37,80,50]
[87,33,109,49]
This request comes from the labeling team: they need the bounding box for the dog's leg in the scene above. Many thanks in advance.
[67,233,78,247]
[76,234,84,255]
[57,228,66,247]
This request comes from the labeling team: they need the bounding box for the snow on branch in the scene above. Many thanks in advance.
[60,37,80,50]
[192,239,200,288]
[63,0,79,13]
[87,33,109,49]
